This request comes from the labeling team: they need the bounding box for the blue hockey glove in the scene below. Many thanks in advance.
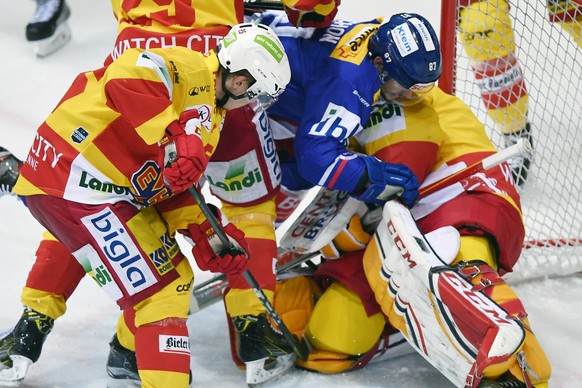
[353,155,419,207]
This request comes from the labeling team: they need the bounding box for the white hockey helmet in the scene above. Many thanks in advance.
[217,22,291,108]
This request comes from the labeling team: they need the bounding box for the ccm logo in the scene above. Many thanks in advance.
[387,220,417,268]
[176,283,192,292]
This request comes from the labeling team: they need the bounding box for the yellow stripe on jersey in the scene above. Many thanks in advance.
[355,100,442,157]
[328,21,383,65]
[427,87,497,167]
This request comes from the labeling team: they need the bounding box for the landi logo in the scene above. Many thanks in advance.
[207,160,263,192]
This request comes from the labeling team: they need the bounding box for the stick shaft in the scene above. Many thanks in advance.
[419,138,530,198]
[187,185,309,360]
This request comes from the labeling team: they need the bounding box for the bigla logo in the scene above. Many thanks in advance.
[207,160,262,192]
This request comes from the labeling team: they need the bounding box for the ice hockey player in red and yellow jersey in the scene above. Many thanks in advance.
[106,0,244,65]
[1,2,306,386]
[458,0,581,188]
[8,22,290,388]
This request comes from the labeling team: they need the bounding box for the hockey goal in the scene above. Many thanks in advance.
[439,0,582,282]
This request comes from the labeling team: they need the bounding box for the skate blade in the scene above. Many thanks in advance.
[246,353,296,387]
[0,355,33,387]
[32,22,72,58]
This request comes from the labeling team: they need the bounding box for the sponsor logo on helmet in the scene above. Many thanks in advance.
[254,35,284,63]
[408,18,436,51]
[222,30,237,47]
[392,23,419,57]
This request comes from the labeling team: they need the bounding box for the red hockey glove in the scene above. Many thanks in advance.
[185,206,250,275]
[162,109,207,192]
[283,0,340,28]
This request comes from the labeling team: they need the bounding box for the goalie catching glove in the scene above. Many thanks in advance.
[162,109,207,192]
[184,204,250,275]
[354,155,419,207]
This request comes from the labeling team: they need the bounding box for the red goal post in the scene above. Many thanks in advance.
[439,0,582,282]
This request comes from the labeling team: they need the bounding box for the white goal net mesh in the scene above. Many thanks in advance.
[442,0,582,282]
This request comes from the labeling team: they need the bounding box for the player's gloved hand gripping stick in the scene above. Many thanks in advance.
[187,185,310,361]
[164,138,310,360]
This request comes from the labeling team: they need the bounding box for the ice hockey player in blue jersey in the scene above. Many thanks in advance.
[252,11,422,208]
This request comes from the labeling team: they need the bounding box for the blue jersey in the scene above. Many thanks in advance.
[255,12,383,193]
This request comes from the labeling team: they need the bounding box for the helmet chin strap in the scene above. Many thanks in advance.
[216,68,250,108]
[216,68,232,108]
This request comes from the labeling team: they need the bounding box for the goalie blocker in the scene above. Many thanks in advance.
[362,200,550,387]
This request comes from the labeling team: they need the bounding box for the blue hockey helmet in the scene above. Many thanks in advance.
[368,13,442,91]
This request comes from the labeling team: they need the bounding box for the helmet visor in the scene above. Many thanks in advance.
[248,92,277,112]
[244,81,282,112]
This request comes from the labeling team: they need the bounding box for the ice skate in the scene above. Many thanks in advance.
[504,122,533,187]
[106,334,193,388]
[26,0,72,57]
[106,334,140,388]
[0,147,22,197]
[232,314,296,386]
[0,308,54,386]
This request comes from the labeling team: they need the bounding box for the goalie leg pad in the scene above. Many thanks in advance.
[363,201,529,387]
[454,259,551,384]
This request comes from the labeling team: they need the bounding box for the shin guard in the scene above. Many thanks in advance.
[22,235,86,319]
[135,318,190,387]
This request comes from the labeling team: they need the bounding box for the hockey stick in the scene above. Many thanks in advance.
[187,185,310,360]
[243,0,284,11]
[281,139,531,253]
[190,250,321,313]
[418,138,531,198]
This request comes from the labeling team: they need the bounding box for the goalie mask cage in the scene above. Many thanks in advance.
[440,0,582,282]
